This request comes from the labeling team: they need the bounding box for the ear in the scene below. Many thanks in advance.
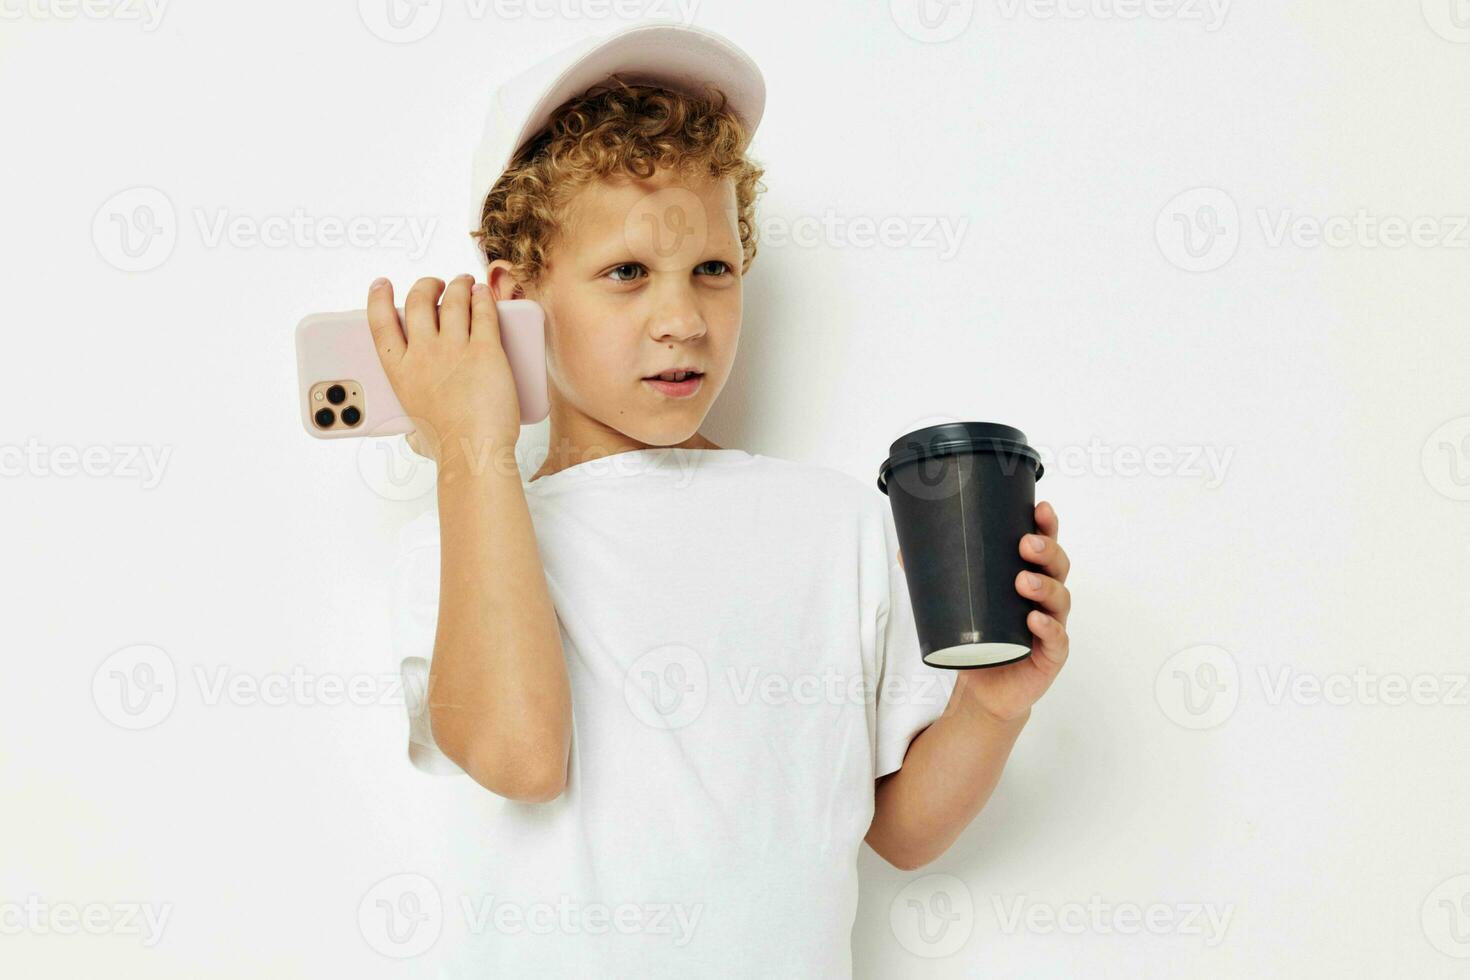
[486,259,528,302]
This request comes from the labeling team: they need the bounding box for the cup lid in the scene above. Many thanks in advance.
[877,421,1043,494]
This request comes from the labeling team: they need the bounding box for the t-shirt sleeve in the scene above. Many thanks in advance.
[872,500,959,779]
[390,511,465,776]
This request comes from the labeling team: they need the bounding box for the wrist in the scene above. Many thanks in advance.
[953,675,1033,731]
[434,434,521,488]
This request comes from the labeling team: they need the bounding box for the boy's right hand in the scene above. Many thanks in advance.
[367,275,523,468]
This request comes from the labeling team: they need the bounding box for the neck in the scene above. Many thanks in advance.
[531,409,722,482]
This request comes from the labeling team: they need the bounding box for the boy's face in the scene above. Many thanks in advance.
[491,166,743,452]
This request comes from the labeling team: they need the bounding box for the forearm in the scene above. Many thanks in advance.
[865,678,1030,870]
[428,445,571,800]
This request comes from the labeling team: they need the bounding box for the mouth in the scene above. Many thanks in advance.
[642,368,704,398]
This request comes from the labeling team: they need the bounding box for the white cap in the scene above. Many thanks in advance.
[466,21,766,237]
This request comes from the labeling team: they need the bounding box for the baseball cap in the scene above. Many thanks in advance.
[466,21,767,237]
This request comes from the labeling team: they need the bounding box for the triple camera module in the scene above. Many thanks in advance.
[310,382,363,430]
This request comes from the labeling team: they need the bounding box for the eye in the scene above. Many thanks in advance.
[696,260,731,277]
[606,263,644,283]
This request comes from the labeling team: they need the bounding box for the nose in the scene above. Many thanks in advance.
[647,282,705,344]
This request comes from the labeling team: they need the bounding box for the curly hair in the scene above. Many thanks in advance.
[473,77,767,288]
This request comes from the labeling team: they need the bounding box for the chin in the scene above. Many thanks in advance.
[620,417,704,447]
[639,427,703,448]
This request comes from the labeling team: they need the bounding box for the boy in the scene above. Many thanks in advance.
[374,22,1073,978]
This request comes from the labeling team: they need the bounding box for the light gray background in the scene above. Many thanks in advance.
[3,1,1468,976]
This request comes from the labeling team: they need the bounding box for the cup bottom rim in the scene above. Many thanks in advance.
[922,642,1032,669]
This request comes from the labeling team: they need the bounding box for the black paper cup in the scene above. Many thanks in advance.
[877,422,1045,669]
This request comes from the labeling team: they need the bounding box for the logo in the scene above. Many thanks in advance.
[92,644,178,730]
[1422,416,1470,501]
[1155,644,1239,729]
[92,187,177,272]
[890,873,974,957]
[623,643,708,730]
[890,0,975,43]
[1422,873,1470,957]
[358,0,443,42]
[358,873,443,958]
[1423,0,1470,43]
[357,419,440,501]
[1156,187,1239,272]
[623,186,715,271]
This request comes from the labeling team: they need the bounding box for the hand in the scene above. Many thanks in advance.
[367,275,523,469]
[901,500,1072,724]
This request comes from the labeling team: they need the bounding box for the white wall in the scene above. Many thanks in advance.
[3,1,1468,976]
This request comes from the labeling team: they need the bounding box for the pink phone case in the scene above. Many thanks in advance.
[295,299,549,439]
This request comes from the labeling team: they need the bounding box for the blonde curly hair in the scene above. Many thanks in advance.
[472,77,767,288]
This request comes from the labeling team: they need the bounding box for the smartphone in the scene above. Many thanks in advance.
[295,299,549,439]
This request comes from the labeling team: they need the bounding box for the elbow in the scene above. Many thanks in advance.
[878,847,935,873]
[867,826,940,871]
[429,711,567,803]
[453,742,568,803]
[468,757,567,803]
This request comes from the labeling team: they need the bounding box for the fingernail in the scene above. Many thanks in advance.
[370,277,387,289]
[1029,534,1046,552]
[471,283,486,295]
[1024,572,1041,589]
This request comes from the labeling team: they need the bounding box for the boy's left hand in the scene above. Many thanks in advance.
[899,500,1072,724]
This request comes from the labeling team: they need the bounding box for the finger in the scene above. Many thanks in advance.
[1036,500,1059,539]
[1027,609,1069,670]
[404,277,446,346]
[439,274,474,344]
[468,281,504,349]
[366,277,405,367]
[1036,503,1069,583]
[1017,570,1071,622]
[897,548,904,571]
[1021,531,1071,584]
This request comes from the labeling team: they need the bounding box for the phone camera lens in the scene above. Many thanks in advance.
[340,406,362,427]
[326,384,347,405]
[314,407,336,428]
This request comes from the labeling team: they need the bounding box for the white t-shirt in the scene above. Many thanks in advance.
[390,446,957,978]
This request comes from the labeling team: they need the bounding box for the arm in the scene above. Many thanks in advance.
[371,275,571,802]
[865,500,1072,869]
[431,447,570,802]
[865,690,1029,871]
